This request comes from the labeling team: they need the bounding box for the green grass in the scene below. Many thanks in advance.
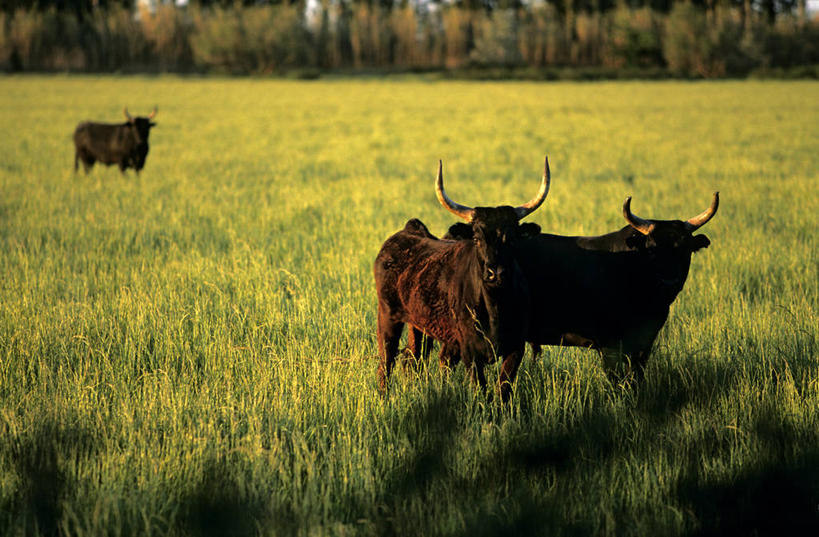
[0,75,817,536]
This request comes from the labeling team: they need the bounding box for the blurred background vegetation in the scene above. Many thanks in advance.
[0,0,816,78]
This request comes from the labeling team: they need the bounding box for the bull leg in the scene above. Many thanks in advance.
[623,317,664,382]
[467,359,487,391]
[376,310,404,395]
[118,161,128,175]
[600,345,644,387]
[497,350,524,403]
[79,152,94,173]
[600,347,626,384]
[403,326,429,370]
[439,342,461,371]
[621,341,655,383]
[630,348,651,382]
[74,152,79,172]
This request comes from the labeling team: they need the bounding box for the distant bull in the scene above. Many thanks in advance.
[410,192,720,382]
[374,159,550,401]
[73,107,157,175]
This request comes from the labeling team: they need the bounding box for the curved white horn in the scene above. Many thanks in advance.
[435,160,474,222]
[623,196,655,235]
[514,156,551,220]
[685,192,720,231]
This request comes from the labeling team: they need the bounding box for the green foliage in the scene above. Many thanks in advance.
[663,2,713,76]
[190,6,311,75]
[470,9,522,67]
[609,6,663,68]
[0,5,817,77]
[663,4,764,77]
[141,5,194,72]
[0,77,818,535]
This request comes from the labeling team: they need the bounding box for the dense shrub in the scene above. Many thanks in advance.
[609,6,663,68]
[518,5,570,67]
[574,12,607,67]
[470,9,522,67]
[761,17,819,69]
[140,5,193,72]
[663,2,715,76]
[0,4,816,77]
[664,3,766,77]
[190,6,310,75]
[5,9,86,71]
[88,7,150,72]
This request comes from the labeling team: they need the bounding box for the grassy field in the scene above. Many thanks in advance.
[0,75,817,536]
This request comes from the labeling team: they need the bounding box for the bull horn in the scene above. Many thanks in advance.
[435,160,475,222]
[623,196,655,235]
[514,156,551,220]
[148,106,157,120]
[685,192,719,231]
[123,107,133,121]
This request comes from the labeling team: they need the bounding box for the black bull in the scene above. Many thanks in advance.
[73,107,157,175]
[374,160,550,401]
[407,193,720,382]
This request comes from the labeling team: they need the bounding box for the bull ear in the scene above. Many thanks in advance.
[688,234,710,252]
[518,222,541,237]
[404,219,435,239]
[445,222,473,240]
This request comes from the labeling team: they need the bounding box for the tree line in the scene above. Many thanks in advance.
[0,1,816,77]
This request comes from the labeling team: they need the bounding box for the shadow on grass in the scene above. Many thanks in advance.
[3,352,816,536]
[678,449,819,536]
[2,418,100,537]
[175,453,293,537]
[337,388,598,536]
[347,353,819,536]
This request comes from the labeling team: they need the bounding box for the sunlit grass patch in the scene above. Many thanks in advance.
[0,76,817,536]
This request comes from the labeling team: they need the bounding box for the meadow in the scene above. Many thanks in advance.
[0,75,817,536]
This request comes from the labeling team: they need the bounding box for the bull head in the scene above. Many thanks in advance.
[123,107,158,144]
[435,158,550,286]
[623,192,719,252]
[123,107,158,126]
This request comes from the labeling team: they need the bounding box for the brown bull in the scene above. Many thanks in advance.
[73,107,157,175]
[374,159,550,401]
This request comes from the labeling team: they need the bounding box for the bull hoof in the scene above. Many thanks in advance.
[377,365,389,396]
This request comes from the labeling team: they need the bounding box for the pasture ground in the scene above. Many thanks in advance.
[0,76,818,536]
